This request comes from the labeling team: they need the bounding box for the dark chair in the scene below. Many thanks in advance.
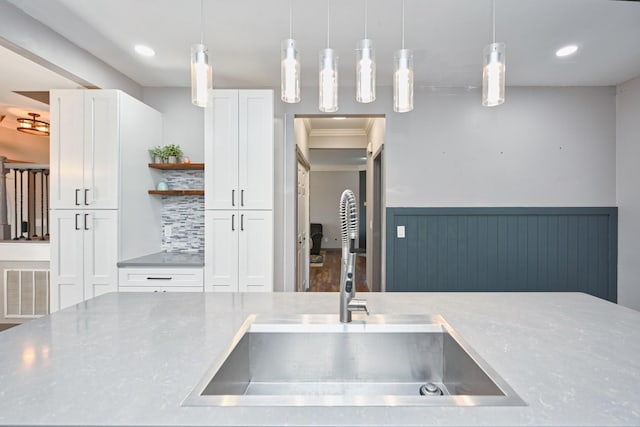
[310,223,323,255]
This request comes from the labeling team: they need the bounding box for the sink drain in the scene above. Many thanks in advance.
[419,382,443,396]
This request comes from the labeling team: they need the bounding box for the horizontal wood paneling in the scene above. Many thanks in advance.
[386,208,617,302]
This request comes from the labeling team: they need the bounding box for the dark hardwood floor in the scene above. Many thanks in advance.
[308,249,368,292]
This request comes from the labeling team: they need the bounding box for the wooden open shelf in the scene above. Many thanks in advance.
[148,190,204,196]
[148,163,204,170]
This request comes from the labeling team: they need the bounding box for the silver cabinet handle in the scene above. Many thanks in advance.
[241,214,244,231]
[75,189,80,206]
[147,277,172,280]
[84,189,90,205]
[231,214,235,231]
[241,190,244,207]
[232,189,235,207]
[84,213,89,230]
[75,214,80,230]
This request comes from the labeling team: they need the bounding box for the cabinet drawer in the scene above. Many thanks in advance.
[118,285,203,293]
[118,268,204,287]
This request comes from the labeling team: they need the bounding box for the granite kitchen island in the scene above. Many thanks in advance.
[0,292,638,426]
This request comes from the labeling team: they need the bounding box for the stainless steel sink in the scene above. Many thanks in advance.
[183,314,525,406]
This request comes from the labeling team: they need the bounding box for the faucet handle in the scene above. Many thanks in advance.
[348,299,369,315]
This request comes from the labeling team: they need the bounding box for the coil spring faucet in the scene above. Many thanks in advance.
[339,189,369,323]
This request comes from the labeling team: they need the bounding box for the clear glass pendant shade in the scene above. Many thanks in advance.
[281,39,301,103]
[356,39,376,103]
[393,49,414,113]
[482,42,506,107]
[319,48,338,112]
[191,44,212,107]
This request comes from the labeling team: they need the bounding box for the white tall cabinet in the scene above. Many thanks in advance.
[205,90,274,292]
[49,89,162,311]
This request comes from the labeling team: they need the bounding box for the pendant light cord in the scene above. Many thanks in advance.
[364,0,368,39]
[492,0,495,43]
[289,0,293,39]
[200,0,204,44]
[401,0,405,49]
[327,0,330,47]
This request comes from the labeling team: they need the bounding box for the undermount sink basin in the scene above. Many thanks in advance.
[183,314,525,407]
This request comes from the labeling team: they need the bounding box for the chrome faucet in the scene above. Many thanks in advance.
[339,189,368,323]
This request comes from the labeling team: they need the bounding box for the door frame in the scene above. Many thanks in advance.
[296,149,311,292]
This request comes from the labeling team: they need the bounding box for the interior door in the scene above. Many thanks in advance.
[372,149,383,292]
[296,161,310,292]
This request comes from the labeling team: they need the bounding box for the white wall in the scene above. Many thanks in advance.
[309,171,360,250]
[388,86,616,207]
[616,76,640,311]
[142,88,204,162]
[0,127,49,163]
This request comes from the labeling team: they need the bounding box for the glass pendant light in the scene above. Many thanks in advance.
[393,0,413,113]
[319,0,338,112]
[356,0,375,103]
[281,0,300,103]
[482,0,506,107]
[191,0,212,107]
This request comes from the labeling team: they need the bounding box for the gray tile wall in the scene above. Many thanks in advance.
[159,170,204,253]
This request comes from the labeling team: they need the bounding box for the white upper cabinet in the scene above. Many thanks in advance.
[50,90,120,209]
[206,90,273,210]
[238,91,274,210]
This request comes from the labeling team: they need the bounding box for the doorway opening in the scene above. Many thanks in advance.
[294,115,385,293]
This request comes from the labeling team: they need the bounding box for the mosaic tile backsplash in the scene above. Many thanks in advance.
[159,170,204,253]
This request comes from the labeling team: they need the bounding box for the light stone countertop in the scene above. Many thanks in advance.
[117,251,204,267]
[0,292,638,427]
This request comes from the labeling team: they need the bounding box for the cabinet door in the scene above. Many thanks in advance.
[49,210,85,312]
[50,90,85,209]
[83,210,118,300]
[206,90,239,210]
[84,91,119,209]
[205,210,239,291]
[238,90,274,210]
[238,210,273,292]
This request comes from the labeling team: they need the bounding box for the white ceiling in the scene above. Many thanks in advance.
[0,45,79,129]
[6,0,640,90]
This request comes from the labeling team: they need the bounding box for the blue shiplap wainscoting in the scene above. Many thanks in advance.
[386,208,618,302]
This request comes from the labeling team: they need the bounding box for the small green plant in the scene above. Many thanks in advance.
[162,144,183,160]
[148,146,164,162]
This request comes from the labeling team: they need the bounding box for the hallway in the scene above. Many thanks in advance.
[308,250,368,292]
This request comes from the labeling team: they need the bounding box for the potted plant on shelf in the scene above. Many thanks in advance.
[148,146,164,164]
[162,144,183,164]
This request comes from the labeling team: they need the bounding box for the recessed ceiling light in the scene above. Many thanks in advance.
[556,45,578,58]
[134,44,155,57]
[332,117,347,120]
